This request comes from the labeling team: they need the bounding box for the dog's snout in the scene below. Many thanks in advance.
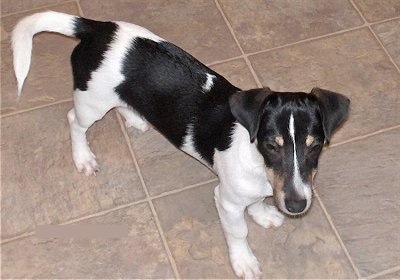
[284,198,306,213]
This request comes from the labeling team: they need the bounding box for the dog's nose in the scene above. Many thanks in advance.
[284,198,307,213]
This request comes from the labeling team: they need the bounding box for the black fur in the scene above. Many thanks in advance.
[115,38,239,165]
[311,88,350,143]
[71,18,118,91]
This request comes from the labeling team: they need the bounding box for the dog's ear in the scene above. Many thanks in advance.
[311,87,350,143]
[229,88,272,142]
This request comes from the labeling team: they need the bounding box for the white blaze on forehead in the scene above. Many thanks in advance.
[202,73,215,92]
[289,114,305,195]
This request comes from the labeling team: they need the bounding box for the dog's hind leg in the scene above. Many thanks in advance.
[248,200,284,229]
[117,107,150,132]
[67,90,115,176]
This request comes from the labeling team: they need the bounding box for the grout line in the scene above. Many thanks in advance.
[349,0,400,73]
[0,177,219,245]
[214,0,263,87]
[0,198,148,245]
[367,265,400,279]
[0,0,77,18]
[75,0,84,17]
[206,54,245,67]
[314,190,362,278]
[330,125,400,148]
[246,24,367,59]
[368,26,400,73]
[369,15,400,25]
[0,98,73,118]
[115,111,181,279]
[348,0,368,25]
[151,178,219,200]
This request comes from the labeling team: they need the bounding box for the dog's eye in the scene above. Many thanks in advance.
[265,143,280,153]
[309,143,323,153]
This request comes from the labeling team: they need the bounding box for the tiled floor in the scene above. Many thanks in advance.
[1,0,399,279]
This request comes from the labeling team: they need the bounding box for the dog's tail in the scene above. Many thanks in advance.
[12,11,80,95]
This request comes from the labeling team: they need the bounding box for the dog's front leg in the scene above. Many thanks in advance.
[214,185,261,279]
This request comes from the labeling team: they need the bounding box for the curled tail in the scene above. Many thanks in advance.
[11,11,78,95]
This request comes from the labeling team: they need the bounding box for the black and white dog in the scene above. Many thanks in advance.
[12,12,350,279]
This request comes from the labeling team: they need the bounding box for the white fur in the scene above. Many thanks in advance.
[12,12,284,278]
[12,11,77,95]
[288,114,312,213]
[202,73,215,92]
[180,123,209,166]
[213,124,279,279]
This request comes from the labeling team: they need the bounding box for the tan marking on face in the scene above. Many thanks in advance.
[266,168,285,210]
[306,135,315,147]
[275,136,284,146]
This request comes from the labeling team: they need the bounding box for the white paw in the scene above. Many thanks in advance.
[125,119,150,132]
[231,250,261,279]
[248,204,284,229]
[73,149,99,176]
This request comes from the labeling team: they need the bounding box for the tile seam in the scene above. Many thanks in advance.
[0,0,78,18]
[314,191,362,278]
[330,125,400,148]
[0,98,73,118]
[0,178,218,245]
[75,0,84,17]
[0,198,148,245]
[115,111,180,279]
[349,0,400,73]
[214,0,263,87]
[367,265,400,279]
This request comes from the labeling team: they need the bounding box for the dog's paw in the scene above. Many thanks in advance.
[124,119,150,132]
[73,150,99,176]
[231,250,262,279]
[248,204,284,229]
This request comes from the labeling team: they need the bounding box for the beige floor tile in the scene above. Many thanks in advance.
[375,268,400,279]
[372,19,400,67]
[1,3,80,116]
[153,183,356,279]
[1,202,174,279]
[79,0,241,64]
[1,104,145,239]
[249,29,400,144]
[209,58,258,90]
[0,0,69,15]
[219,0,363,53]
[353,0,400,23]
[316,128,400,276]
[125,127,216,197]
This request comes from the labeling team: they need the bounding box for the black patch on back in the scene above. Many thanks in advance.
[115,38,239,165]
[71,18,118,91]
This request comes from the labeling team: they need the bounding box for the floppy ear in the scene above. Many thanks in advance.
[229,88,272,142]
[311,87,350,143]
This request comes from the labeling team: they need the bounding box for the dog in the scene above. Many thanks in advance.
[12,11,350,279]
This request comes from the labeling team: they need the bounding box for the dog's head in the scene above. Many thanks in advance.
[229,87,350,216]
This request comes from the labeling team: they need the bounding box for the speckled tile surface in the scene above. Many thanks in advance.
[1,2,80,115]
[154,183,357,279]
[1,0,399,278]
[316,129,400,277]
[79,0,241,64]
[1,203,174,279]
[248,29,400,144]
[1,103,144,239]
[353,0,400,22]
[218,0,363,53]
[373,19,400,67]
